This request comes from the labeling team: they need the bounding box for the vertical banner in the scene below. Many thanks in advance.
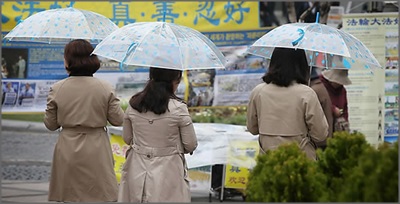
[342,13,398,145]
[109,133,130,182]
[223,140,259,189]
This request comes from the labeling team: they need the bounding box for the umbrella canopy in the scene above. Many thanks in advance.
[246,22,381,70]
[4,7,118,44]
[92,22,226,71]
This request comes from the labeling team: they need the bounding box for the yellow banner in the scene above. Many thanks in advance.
[2,1,259,32]
[110,132,213,186]
[110,133,130,183]
[224,140,259,189]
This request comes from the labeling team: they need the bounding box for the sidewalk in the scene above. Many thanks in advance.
[1,180,52,203]
[1,119,49,132]
[1,180,230,203]
[1,120,243,202]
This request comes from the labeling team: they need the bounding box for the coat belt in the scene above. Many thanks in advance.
[131,143,183,158]
[61,126,107,133]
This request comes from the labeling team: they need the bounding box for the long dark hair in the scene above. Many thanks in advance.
[64,39,100,76]
[262,47,309,87]
[129,67,183,114]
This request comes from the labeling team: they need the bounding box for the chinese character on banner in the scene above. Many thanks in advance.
[359,18,369,26]
[382,17,393,25]
[346,18,357,26]
[110,1,136,26]
[111,143,121,156]
[152,1,179,23]
[223,1,250,24]
[1,2,10,24]
[49,1,75,9]
[237,176,246,184]
[370,17,381,25]
[229,166,241,173]
[194,1,220,26]
[12,1,46,23]
[228,176,237,184]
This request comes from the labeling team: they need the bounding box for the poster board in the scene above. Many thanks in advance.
[342,12,398,145]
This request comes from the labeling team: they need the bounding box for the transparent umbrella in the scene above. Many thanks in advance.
[92,22,226,71]
[4,7,118,44]
[246,21,381,70]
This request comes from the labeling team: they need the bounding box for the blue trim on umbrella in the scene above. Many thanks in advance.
[292,28,305,46]
[120,42,137,71]
[315,12,320,24]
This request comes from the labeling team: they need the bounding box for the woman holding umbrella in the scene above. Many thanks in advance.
[246,47,328,160]
[44,39,125,202]
[118,67,198,202]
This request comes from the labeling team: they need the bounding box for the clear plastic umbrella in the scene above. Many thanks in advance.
[4,7,118,44]
[247,21,381,70]
[92,22,226,71]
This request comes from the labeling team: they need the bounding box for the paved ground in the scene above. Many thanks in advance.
[2,120,56,181]
[1,180,243,203]
[1,120,243,203]
[1,180,54,203]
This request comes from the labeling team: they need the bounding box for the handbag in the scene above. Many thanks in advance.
[334,116,350,132]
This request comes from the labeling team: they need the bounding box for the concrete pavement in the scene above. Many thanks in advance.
[1,120,244,202]
[1,119,50,133]
[1,180,243,203]
[1,180,53,203]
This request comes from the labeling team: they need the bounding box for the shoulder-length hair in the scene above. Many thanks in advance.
[129,67,183,115]
[262,47,309,87]
[64,39,100,76]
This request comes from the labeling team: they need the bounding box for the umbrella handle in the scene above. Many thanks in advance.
[291,28,305,46]
[120,42,137,71]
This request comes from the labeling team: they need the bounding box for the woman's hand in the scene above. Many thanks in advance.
[333,106,343,118]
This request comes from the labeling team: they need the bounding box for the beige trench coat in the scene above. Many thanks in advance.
[247,82,328,160]
[44,76,124,202]
[118,99,198,203]
[310,78,334,147]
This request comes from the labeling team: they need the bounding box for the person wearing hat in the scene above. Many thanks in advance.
[320,69,352,132]
[310,67,333,149]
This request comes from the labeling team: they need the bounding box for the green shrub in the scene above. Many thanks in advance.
[316,131,372,201]
[189,106,247,125]
[246,143,327,202]
[337,142,398,202]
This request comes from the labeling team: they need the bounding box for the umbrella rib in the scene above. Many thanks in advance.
[80,9,97,40]
[168,24,185,70]
[122,23,163,67]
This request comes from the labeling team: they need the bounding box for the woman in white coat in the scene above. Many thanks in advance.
[119,67,198,202]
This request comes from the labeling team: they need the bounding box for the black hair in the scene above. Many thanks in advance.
[310,66,320,80]
[64,39,100,76]
[129,67,183,114]
[262,47,309,87]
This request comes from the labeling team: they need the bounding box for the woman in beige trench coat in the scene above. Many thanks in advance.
[247,48,328,160]
[44,39,125,202]
[118,67,198,203]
